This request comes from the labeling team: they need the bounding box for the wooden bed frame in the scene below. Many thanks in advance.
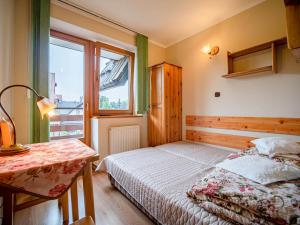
[102,115,300,225]
[186,115,300,150]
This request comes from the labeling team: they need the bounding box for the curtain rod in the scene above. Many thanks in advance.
[56,0,142,36]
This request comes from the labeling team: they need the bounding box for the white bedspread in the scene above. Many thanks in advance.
[97,141,233,225]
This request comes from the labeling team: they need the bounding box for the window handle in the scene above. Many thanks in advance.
[95,72,100,82]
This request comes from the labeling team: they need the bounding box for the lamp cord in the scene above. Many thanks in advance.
[0,85,41,145]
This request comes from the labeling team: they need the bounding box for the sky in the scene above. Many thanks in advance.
[49,43,129,103]
[49,44,84,102]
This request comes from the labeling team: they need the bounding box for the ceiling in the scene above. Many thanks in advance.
[64,0,265,47]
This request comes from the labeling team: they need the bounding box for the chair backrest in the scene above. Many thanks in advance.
[71,216,95,225]
[61,158,97,225]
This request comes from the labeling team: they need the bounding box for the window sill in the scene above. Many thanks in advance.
[92,114,144,119]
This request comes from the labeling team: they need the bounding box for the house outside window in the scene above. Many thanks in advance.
[94,42,135,115]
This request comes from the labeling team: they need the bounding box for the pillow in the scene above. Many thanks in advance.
[216,155,300,184]
[251,137,300,156]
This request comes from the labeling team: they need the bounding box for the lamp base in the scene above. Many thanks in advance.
[0,144,30,156]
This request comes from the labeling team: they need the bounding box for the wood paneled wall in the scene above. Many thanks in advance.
[186,115,300,150]
[186,130,255,150]
[186,115,300,135]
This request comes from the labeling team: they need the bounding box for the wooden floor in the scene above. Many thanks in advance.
[14,172,154,225]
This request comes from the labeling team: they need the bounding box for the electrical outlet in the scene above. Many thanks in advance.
[27,89,31,98]
[214,92,221,97]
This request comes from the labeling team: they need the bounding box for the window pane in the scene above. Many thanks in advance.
[49,37,84,140]
[99,49,130,110]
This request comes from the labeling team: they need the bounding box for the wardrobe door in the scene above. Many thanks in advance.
[148,65,164,146]
[169,65,182,142]
[164,64,182,143]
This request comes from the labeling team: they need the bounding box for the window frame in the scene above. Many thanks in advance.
[94,41,135,116]
[49,30,93,146]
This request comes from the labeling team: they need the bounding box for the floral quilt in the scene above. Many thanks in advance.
[187,150,300,225]
[0,139,95,199]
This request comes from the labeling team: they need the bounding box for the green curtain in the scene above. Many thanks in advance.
[30,0,50,143]
[136,34,149,114]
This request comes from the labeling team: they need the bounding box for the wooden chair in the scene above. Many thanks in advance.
[5,156,97,225]
[71,216,95,225]
[0,155,97,225]
[60,157,97,225]
[14,193,49,212]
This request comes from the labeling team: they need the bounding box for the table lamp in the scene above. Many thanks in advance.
[0,84,56,151]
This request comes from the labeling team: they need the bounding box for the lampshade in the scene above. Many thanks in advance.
[201,44,219,58]
[201,44,211,54]
[37,97,56,119]
[0,85,57,152]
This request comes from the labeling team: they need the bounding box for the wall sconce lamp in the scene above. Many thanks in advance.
[201,44,220,58]
[0,84,56,153]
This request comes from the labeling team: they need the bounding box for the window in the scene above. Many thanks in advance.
[95,42,135,115]
[49,30,92,144]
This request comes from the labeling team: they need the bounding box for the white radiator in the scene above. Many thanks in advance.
[109,125,140,154]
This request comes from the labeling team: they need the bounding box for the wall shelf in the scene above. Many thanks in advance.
[222,38,286,78]
[222,66,273,78]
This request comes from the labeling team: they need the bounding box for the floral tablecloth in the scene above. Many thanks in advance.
[0,139,96,199]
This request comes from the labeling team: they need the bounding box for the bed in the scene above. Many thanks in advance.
[98,141,234,225]
[98,115,300,225]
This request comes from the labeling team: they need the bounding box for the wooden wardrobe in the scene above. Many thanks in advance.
[148,62,182,146]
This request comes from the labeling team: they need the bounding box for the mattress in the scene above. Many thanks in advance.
[97,141,233,225]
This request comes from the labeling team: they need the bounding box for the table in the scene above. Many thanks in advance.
[0,139,97,225]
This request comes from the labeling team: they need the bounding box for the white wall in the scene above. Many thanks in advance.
[12,0,31,143]
[166,0,300,140]
[0,1,166,145]
[50,3,166,153]
[5,0,298,149]
[0,0,15,115]
[0,0,31,144]
[0,0,15,220]
[92,116,148,160]
[50,3,166,67]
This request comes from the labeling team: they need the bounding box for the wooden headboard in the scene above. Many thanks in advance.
[186,115,300,150]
